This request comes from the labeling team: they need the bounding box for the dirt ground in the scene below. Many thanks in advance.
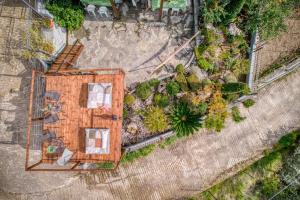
[257,9,300,74]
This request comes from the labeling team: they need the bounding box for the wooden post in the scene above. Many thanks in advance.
[25,70,35,170]
[110,0,121,19]
[158,0,164,21]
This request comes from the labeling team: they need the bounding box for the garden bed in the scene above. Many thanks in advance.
[121,24,251,146]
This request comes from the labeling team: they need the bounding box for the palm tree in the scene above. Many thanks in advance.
[169,102,202,137]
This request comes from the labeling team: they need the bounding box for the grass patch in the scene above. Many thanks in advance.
[196,130,300,200]
[231,106,245,122]
[96,162,115,169]
[159,135,178,149]
[121,144,156,163]
[243,99,255,108]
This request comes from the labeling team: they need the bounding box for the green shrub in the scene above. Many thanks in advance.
[46,0,84,31]
[169,102,202,137]
[207,45,217,57]
[221,82,250,95]
[154,94,169,108]
[176,64,185,74]
[96,162,115,169]
[231,106,245,123]
[203,28,218,44]
[124,94,135,106]
[149,79,160,87]
[198,102,208,115]
[166,81,180,96]
[202,1,227,24]
[205,91,227,132]
[186,73,201,91]
[197,57,214,71]
[252,151,282,173]
[175,73,189,92]
[144,106,168,133]
[243,99,255,108]
[275,131,300,151]
[260,176,280,198]
[135,82,151,100]
[205,114,226,132]
[123,108,128,119]
[121,144,156,163]
[223,0,246,25]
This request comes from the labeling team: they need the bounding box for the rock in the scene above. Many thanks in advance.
[144,94,153,106]
[158,83,166,93]
[129,82,138,90]
[224,71,238,83]
[191,65,208,80]
[170,16,181,25]
[228,23,242,36]
[127,122,138,135]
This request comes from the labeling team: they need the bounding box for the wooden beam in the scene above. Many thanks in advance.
[27,160,42,170]
[159,0,164,21]
[71,161,81,170]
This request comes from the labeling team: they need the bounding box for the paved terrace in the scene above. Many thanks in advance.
[1,67,300,199]
[70,20,193,86]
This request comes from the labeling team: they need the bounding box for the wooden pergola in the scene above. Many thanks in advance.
[25,68,125,171]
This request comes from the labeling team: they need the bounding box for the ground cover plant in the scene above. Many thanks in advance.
[194,130,300,200]
[243,99,255,108]
[231,106,245,122]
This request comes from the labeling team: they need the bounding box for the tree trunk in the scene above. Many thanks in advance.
[158,0,164,21]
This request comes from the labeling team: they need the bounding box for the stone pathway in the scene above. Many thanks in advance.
[1,68,299,199]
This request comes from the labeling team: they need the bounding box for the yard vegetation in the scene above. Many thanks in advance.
[46,0,84,31]
[192,130,300,200]
[121,0,299,164]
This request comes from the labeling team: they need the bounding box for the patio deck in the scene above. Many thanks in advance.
[40,71,124,164]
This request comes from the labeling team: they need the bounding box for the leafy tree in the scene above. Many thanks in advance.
[223,0,246,25]
[202,0,228,24]
[169,102,202,137]
[242,0,298,39]
[144,106,168,133]
[46,0,84,31]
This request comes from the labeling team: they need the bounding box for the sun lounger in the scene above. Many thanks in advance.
[87,83,112,109]
[85,128,110,154]
[57,148,74,166]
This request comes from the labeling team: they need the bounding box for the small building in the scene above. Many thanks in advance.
[25,42,125,171]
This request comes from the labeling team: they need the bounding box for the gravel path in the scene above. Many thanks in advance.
[1,69,299,200]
